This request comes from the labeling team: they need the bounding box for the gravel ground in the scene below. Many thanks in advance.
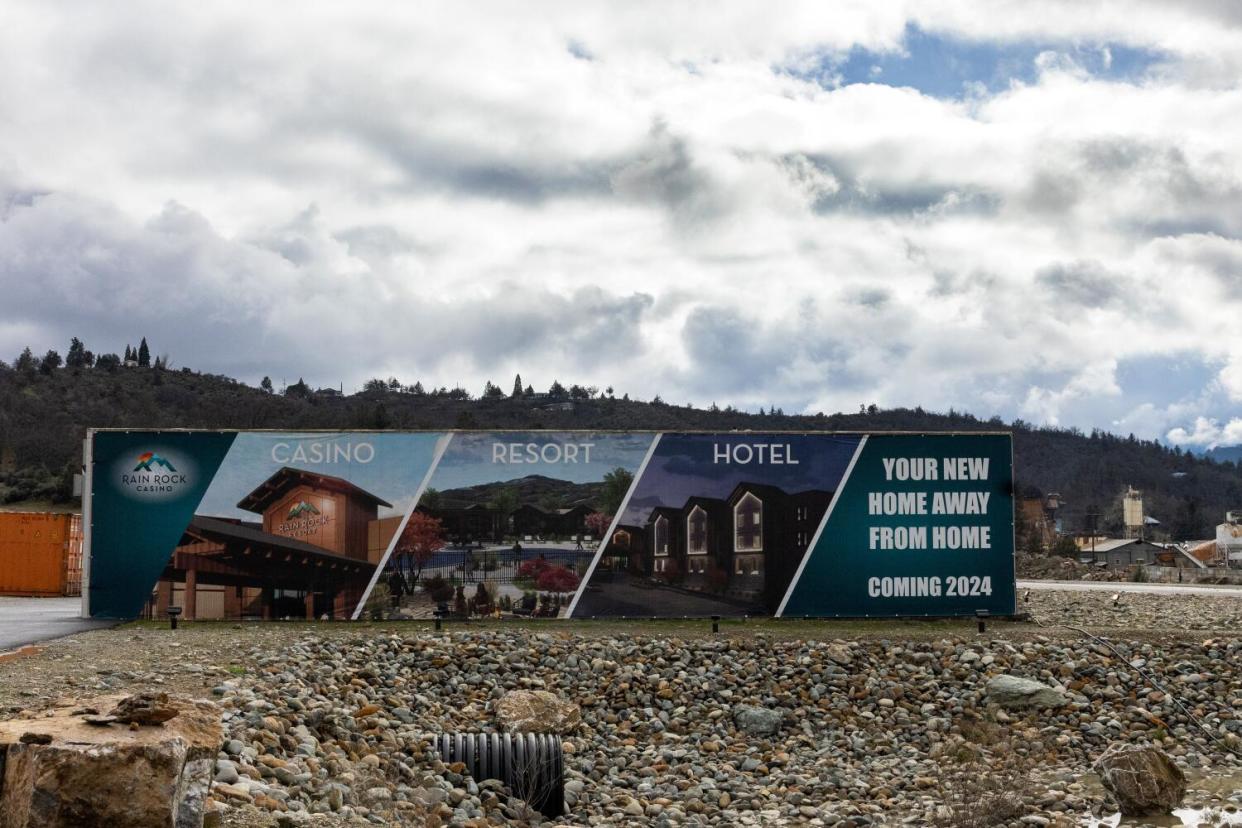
[3,589,1242,827]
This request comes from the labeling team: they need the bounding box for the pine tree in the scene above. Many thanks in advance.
[39,349,62,374]
[15,347,36,376]
[123,345,133,362]
[511,374,523,397]
[66,338,87,368]
[137,338,151,367]
[260,376,273,393]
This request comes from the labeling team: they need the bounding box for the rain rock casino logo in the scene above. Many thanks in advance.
[133,451,177,472]
[119,450,189,496]
[287,500,321,519]
[279,500,331,537]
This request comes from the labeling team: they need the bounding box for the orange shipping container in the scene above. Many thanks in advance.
[0,513,82,596]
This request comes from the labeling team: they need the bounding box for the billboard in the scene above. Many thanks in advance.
[84,430,1014,620]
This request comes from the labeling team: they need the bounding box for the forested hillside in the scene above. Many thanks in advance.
[2,346,1240,540]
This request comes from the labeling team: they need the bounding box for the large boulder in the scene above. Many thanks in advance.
[984,675,1069,711]
[1093,743,1186,817]
[0,694,221,828]
[495,690,581,734]
[733,705,782,737]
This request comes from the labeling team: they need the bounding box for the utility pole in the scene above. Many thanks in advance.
[1085,505,1100,557]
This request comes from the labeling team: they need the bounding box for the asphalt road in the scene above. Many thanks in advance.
[0,596,115,651]
[1018,579,1242,597]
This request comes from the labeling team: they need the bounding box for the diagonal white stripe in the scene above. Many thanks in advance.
[351,432,453,620]
[775,435,868,617]
[564,433,662,618]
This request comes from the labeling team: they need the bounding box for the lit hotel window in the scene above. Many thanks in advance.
[734,492,763,552]
[688,506,707,553]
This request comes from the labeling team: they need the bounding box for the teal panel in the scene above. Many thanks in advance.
[89,431,236,618]
[782,434,1015,617]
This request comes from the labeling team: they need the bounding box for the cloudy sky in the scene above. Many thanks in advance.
[3,2,1242,448]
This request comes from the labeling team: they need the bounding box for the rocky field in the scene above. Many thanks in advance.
[2,589,1242,827]
[1015,556,1241,586]
[1016,556,1131,581]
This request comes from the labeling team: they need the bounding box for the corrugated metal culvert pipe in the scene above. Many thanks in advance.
[434,732,565,818]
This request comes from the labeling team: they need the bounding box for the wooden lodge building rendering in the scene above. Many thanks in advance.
[153,467,402,620]
[603,482,832,612]
[412,503,593,545]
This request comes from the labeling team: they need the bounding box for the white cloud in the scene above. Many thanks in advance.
[1219,357,1242,403]
[1167,417,1242,449]
[1020,361,1123,426]
[1,3,1242,442]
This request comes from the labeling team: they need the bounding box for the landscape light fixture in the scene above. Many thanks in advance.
[1111,593,1121,607]
[1023,590,1031,603]
[975,609,989,634]
[711,615,720,634]
[433,609,444,632]
[166,605,182,630]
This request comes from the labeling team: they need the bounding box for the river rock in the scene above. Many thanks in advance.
[0,694,221,828]
[495,690,581,734]
[733,705,782,736]
[1092,743,1186,816]
[985,675,1069,710]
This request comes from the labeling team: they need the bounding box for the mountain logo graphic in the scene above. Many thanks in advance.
[133,452,177,472]
[287,501,321,519]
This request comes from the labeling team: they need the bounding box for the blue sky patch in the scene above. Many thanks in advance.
[791,25,1165,99]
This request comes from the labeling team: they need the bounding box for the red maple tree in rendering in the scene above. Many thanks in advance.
[390,512,445,594]
[585,511,612,538]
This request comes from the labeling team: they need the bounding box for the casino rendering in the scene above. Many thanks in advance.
[148,466,402,620]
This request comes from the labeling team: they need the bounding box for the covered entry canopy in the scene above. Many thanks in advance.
[156,516,374,619]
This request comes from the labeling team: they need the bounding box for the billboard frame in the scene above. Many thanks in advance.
[82,428,1017,621]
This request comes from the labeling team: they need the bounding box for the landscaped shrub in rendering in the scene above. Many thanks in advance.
[536,564,580,593]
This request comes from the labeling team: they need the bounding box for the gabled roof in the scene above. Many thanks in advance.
[683,495,728,517]
[726,481,789,505]
[511,503,589,516]
[186,515,357,562]
[237,466,392,514]
[647,505,681,524]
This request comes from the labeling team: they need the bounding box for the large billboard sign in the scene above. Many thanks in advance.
[83,430,1014,620]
